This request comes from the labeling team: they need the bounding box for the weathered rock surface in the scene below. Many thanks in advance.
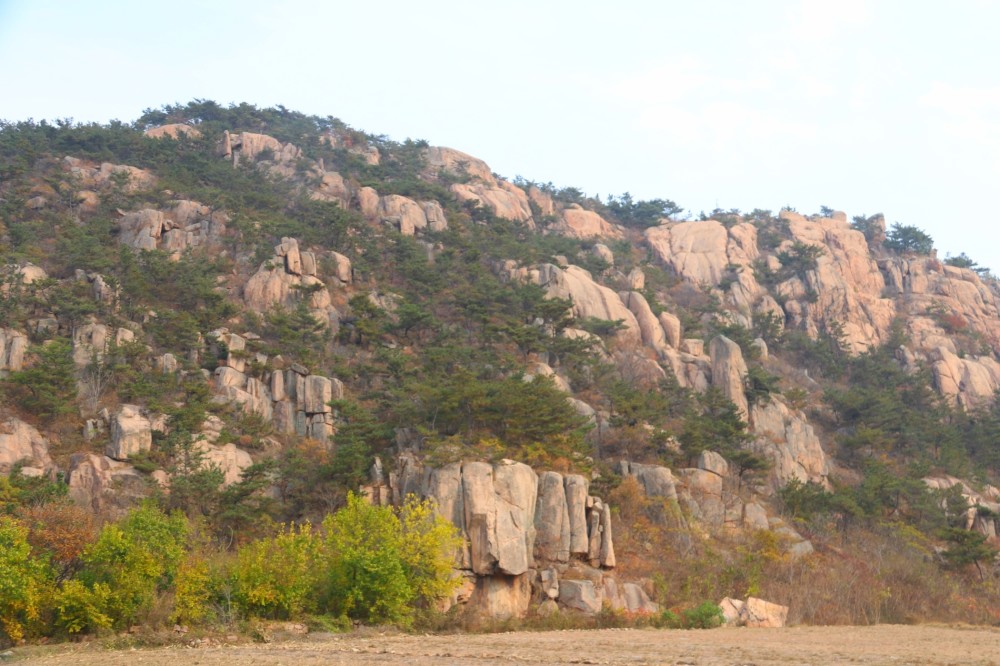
[117,201,226,256]
[220,130,300,167]
[72,322,135,368]
[928,345,1000,409]
[779,212,895,353]
[468,573,533,620]
[0,417,52,473]
[145,124,200,139]
[425,146,496,184]
[63,156,156,192]
[531,264,641,344]
[534,471,571,562]
[645,220,758,285]
[107,404,152,461]
[559,579,602,613]
[451,181,534,223]
[67,453,148,514]
[0,329,28,374]
[739,596,789,628]
[378,194,446,235]
[243,238,337,327]
[622,582,658,614]
[710,335,749,419]
[194,442,253,486]
[549,205,623,239]
[750,398,830,487]
[622,291,667,350]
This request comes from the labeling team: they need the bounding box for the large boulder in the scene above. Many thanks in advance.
[624,462,678,501]
[564,474,590,555]
[450,181,534,223]
[67,453,148,514]
[710,335,749,419]
[549,205,623,239]
[559,579,602,614]
[107,404,152,461]
[461,460,538,576]
[533,264,641,345]
[378,194,429,236]
[622,583,658,614]
[928,345,1000,410]
[492,460,538,576]
[0,418,52,473]
[63,157,156,193]
[424,146,496,184]
[622,291,667,350]
[0,329,28,374]
[243,238,335,325]
[740,597,789,628]
[463,461,500,575]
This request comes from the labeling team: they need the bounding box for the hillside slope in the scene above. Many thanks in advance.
[1,101,999,635]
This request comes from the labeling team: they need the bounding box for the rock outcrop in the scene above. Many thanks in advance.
[373,456,619,618]
[72,322,135,368]
[63,156,156,193]
[243,237,339,328]
[710,335,749,419]
[67,453,148,515]
[220,130,301,168]
[117,201,227,256]
[924,475,1000,537]
[0,418,53,474]
[0,329,28,375]
[107,404,152,461]
[548,205,623,239]
[530,263,641,345]
[425,146,496,184]
[645,220,758,286]
[778,212,895,353]
[145,124,200,139]
[377,195,447,235]
[208,336,344,442]
[750,398,830,488]
[451,181,534,223]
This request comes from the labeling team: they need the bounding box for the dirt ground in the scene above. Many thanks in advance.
[11,625,1000,666]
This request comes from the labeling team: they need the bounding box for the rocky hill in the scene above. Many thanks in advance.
[1,101,999,637]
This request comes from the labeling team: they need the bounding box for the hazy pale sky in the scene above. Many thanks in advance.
[3,0,999,270]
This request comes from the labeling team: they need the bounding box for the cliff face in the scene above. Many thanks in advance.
[3,104,1000,621]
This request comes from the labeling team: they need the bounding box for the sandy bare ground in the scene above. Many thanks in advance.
[11,625,1000,666]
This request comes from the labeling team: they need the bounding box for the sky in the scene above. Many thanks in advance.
[2,0,1000,270]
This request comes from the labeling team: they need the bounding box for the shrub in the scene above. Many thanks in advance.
[0,516,50,644]
[682,601,725,629]
[321,495,415,625]
[232,522,321,619]
[19,502,95,582]
[322,493,461,625]
[397,497,463,603]
[53,580,112,635]
[171,554,216,625]
[74,505,188,629]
